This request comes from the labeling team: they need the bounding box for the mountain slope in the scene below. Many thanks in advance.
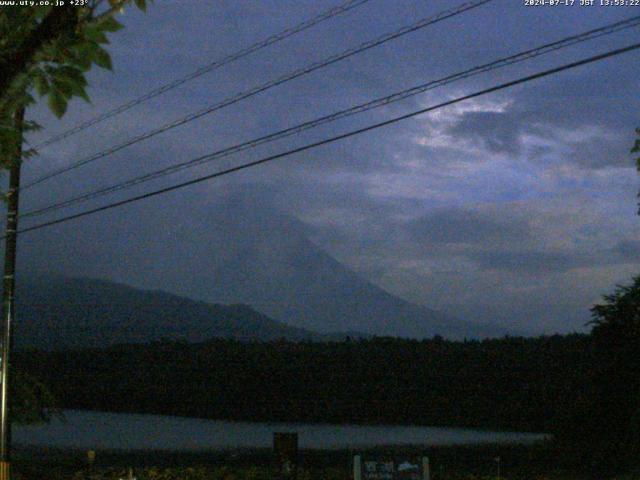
[14,276,321,350]
[202,225,501,339]
[18,196,507,339]
[164,199,505,339]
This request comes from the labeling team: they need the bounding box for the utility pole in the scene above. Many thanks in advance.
[0,106,24,480]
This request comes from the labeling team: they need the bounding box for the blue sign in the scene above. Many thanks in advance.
[361,459,423,480]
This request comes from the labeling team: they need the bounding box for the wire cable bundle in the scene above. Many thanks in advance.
[12,41,640,239]
[21,14,640,220]
[23,0,493,191]
[10,1,639,239]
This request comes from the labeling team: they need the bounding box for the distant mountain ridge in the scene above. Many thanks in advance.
[18,196,508,340]
[175,200,506,339]
[14,276,329,350]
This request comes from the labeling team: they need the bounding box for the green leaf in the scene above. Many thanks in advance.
[84,26,109,44]
[48,91,67,118]
[70,55,92,70]
[33,71,49,97]
[71,83,91,103]
[52,79,73,97]
[69,43,95,70]
[55,65,86,85]
[51,68,91,103]
[93,47,113,70]
[97,16,123,33]
[134,0,147,11]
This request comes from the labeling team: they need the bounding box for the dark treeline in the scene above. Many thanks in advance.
[16,334,592,433]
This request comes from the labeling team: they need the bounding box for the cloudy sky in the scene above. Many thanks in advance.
[15,0,640,335]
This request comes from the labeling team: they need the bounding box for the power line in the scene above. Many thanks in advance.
[32,0,374,150]
[11,41,640,239]
[21,16,640,217]
[22,0,494,191]
[20,15,640,220]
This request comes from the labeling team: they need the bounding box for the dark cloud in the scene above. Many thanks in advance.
[13,0,640,336]
[469,250,584,274]
[446,110,528,156]
[614,239,640,261]
[566,131,635,169]
[407,208,531,245]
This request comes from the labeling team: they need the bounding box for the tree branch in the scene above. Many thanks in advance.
[0,6,78,102]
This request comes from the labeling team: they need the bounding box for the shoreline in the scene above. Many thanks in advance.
[12,441,597,480]
[13,409,549,452]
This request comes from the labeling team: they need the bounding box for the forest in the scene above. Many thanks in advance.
[13,276,640,477]
[16,334,591,433]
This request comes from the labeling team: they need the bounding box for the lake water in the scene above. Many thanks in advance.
[13,410,548,450]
